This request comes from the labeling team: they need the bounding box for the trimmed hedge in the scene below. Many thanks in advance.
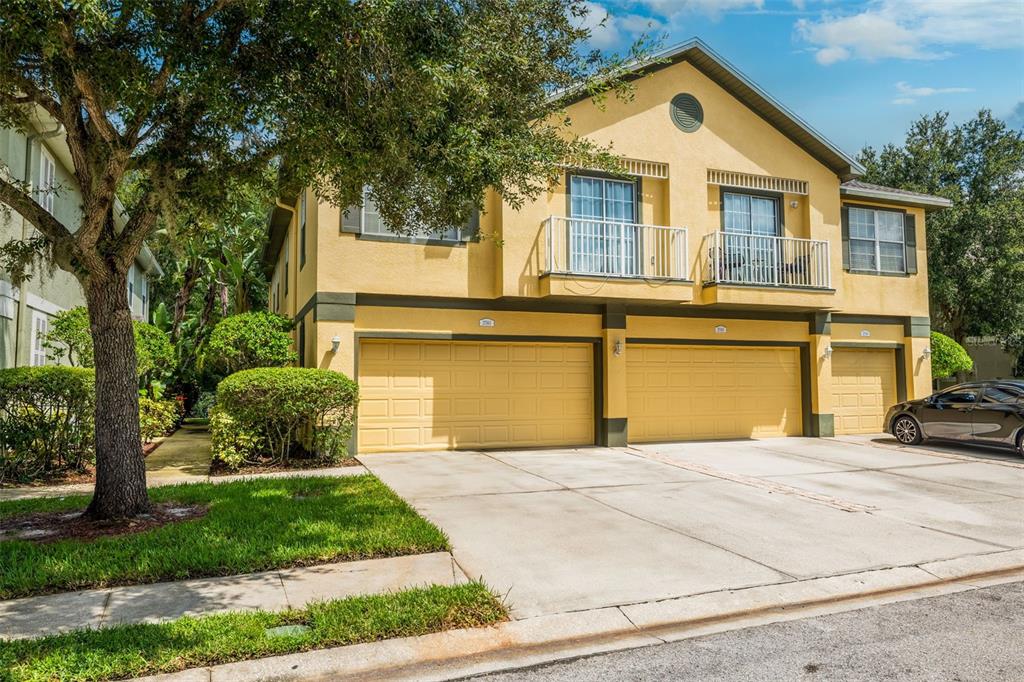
[930,331,973,379]
[0,367,95,483]
[140,397,182,444]
[203,312,297,378]
[211,368,358,469]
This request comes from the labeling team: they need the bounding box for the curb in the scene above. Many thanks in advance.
[134,549,1024,682]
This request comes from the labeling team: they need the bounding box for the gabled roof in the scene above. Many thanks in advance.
[840,179,953,209]
[557,38,865,181]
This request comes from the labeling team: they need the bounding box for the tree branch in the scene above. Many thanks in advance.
[0,175,78,270]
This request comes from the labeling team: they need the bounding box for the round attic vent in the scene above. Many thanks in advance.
[670,93,703,133]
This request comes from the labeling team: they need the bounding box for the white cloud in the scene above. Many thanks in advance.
[581,2,663,50]
[640,0,764,20]
[890,81,973,105]
[797,0,1024,65]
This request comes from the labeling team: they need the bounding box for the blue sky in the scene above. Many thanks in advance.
[580,0,1024,154]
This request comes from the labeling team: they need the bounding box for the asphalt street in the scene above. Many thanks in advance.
[468,581,1024,682]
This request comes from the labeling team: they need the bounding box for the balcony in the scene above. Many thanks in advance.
[700,231,833,308]
[541,216,689,281]
[703,232,831,289]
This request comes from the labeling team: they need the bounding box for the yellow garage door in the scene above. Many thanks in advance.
[358,339,594,452]
[627,344,803,442]
[831,349,897,435]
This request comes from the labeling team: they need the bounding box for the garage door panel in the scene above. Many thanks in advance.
[831,349,897,435]
[627,344,803,443]
[359,340,594,452]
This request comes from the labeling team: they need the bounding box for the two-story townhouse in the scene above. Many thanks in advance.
[0,106,162,369]
[263,39,951,454]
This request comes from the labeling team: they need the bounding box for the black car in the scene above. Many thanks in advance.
[884,380,1024,456]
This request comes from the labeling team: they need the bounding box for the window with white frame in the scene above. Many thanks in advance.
[30,311,49,366]
[848,206,906,274]
[38,147,56,215]
[341,187,468,242]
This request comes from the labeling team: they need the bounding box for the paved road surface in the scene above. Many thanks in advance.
[469,582,1024,682]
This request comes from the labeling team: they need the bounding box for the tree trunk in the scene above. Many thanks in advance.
[84,273,151,519]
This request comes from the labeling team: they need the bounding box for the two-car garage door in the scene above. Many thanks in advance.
[358,339,593,452]
[626,344,804,442]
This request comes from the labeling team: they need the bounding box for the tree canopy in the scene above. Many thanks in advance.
[858,111,1024,344]
[0,0,651,518]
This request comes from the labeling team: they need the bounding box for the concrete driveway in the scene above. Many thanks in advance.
[360,438,1024,618]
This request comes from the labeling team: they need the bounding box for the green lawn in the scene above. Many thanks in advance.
[0,582,506,682]
[0,475,448,599]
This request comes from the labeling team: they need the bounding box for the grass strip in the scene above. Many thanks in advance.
[0,582,506,682]
[0,476,448,599]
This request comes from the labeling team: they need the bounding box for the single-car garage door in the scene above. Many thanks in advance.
[358,339,594,453]
[627,344,803,442]
[831,348,897,435]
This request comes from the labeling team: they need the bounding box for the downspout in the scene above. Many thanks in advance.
[12,121,64,366]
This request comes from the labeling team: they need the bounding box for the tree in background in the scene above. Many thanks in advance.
[0,1,650,518]
[858,111,1024,347]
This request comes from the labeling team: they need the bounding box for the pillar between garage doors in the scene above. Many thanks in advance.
[809,313,835,437]
[600,305,628,447]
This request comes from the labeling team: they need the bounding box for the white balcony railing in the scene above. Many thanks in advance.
[703,232,831,289]
[542,216,688,281]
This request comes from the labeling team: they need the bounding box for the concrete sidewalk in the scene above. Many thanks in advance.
[0,552,465,640]
[133,550,1024,682]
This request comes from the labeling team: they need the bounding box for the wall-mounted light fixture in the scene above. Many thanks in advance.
[823,345,833,360]
[789,200,799,209]
[613,340,624,357]
[331,335,341,353]
[922,346,932,359]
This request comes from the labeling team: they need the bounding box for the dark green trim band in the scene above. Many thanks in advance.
[295,292,356,324]
[811,413,835,437]
[355,332,602,344]
[905,317,931,338]
[603,305,626,329]
[355,293,604,315]
[831,341,902,349]
[601,417,628,447]
[895,345,908,403]
[809,312,832,335]
[799,346,813,437]
[830,314,907,326]
[627,307,813,322]
[593,344,604,446]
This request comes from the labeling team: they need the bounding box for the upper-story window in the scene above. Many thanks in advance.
[38,147,56,215]
[299,191,307,269]
[283,240,289,296]
[848,206,905,274]
[568,175,638,275]
[341,187,474,243]
[30,312,49,366]
[722,191,780,236]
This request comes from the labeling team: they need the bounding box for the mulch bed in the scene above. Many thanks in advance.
[0,502,208,544]
[209,457,362,477]
[0,467,95,489]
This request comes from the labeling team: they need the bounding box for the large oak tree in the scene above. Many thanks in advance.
[0,0,646,518]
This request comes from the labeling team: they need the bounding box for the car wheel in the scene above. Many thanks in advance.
[1017,432,1024,459]
[893,415,922,445]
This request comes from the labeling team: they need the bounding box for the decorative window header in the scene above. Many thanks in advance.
[707,169,808,196]
[562,156,669,180]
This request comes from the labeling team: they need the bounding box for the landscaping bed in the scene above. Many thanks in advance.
[0,475,448,599]
[0,582,506,682]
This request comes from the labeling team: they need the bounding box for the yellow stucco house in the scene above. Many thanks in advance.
[263,39,950,454]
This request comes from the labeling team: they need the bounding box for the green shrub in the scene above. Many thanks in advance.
[930,331,974,379]
[212,368,358,468]
[191,390,217,419]
[203,312,297,378]
[41,306,174,391]
[0,367,95,483]
[139,397,182,443]
[208,406,263,468]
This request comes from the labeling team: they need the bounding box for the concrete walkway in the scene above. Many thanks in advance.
[0,551,465,640]
[145,422,213,484]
